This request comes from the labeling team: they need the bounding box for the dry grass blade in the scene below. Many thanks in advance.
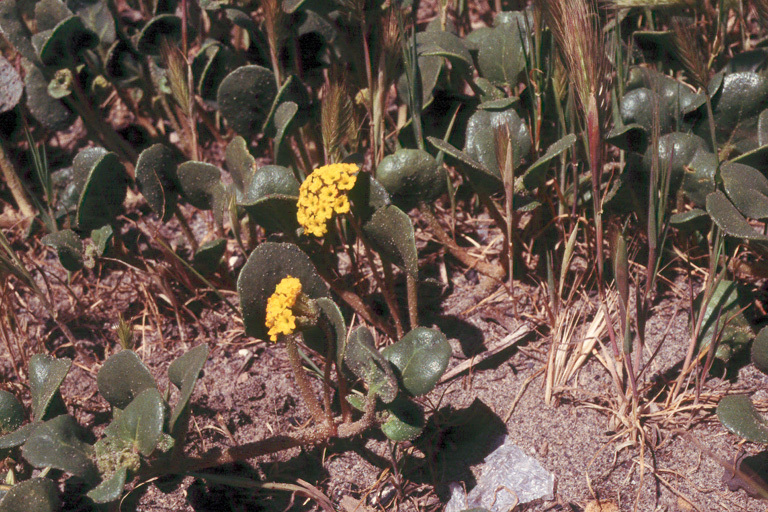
[671,17,709,90]
[160,39,191,114]
[608,0,696,7]
[756,0,768,28]
[321,74,355,164]
[542,0,612,132]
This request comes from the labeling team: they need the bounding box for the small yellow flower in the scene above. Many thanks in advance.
[296,163,359,237]
[265,276,302,341]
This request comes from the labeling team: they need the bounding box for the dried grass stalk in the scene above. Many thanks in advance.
[321,73,355,164]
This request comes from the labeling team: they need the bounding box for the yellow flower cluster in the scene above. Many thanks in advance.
[265,276,302,341]
[296,163,358,237]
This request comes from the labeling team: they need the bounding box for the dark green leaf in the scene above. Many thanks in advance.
[22,415,96,481]
[0,423,38,450]
[0,478,60,512]
[273,101,298,166]
[237,165,300,233]
[42,229,83,271]
[193,239,226,276]
[695,279,753,361]
[376,149,446,210]
[0,1,37,62]
[464,109,531,179]
[35,0,72,32]
[24,62,75,131]
[721,161,768,220]
[382,327,451,397]
[69,0,115,45]
[90,224,113,257]
[344,327,397,403]
[381,396,424,442]
[136,143,179,221]
[0,391,24,435]
[225,136,255,192]
[752,326,768,375]
[518,134,577,192]
[466,20,526,85]
[427,136,500,191]
[167,344,208,436]
[717,395,768,443]
[669,208,710,232]
[104,388,165,457]
[28,354,71,421]
[38,16,97,66]
[417,30,472,69]
[237,242,328,339]
[706,190,768,241]
[362,205,418,279]
[177,161,223,211]
[302,297,346,366]
[73,147,128,230]
[0,56,23,113]
[97,350,157,410]
[217,65,277,137]
[136,15,182,55]
[86,467,127,504]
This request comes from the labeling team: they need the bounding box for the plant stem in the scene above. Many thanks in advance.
[285,333,327,425]
[0,141,35,220]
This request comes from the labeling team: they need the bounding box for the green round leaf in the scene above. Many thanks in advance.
[193,238,226,276]
[381,396,424,442]
[136,14,182,55]
[274,101,299,166]
[237,165,300,233]
[177,161,223,210]
[217,65,277,137]
[694,279,754,361]
[105,38,142,85]
[717,395,768,443]
[0,391,24,435]
[752,326,768,375]
[237,242,328,339]
[465,109,531,181]
[41,229,84,271]
[467,16,526,85]
[302,297,346,365]
[167,344,209,436]
[28,354,71,421]
[22,415,97,481]
[0,1,37,62]
[87,467,127,504]
[362,205,418,279]
[376,149,446,210]
[136,143,180,221]
[38,16,97,66]
[103,388,165,457]
[97,350,157,410]
[706,190,768,241]
[382,327,451,397]
[0,478,60,512]
[24,63,75,131]
[344,326,397,403]
[73,147,128,230]
[0,56,23,113]
[416,30,472,69]
[225,135,255,192]
[721,161,768,220]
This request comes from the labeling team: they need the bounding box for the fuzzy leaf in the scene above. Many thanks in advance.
[97,350,157,410]
[382,327,451,397]
[302,297,346,367]
[706,190,768,241]
[217,65,277,137]
[466,19,526,85]
[22,415,96,481]
[136,144,179,221]
[0,56,22,113]
[721,162,768,220]
[86,467,127,504]
[717,395,768,443]
[464,109,531,181]
[376,149,446,210]
[73,147,128,230]
[167,344,208,436]
[237,242,328,339]
[417,30,472,69]
[752,326,768,375]
[37,16,97,66]
[237,165,300,233]
[193,239,226,276]
[362,205,419,279]
[381,396,424,442]
[28,354,71,421]
[104,388,164,457]
[177,161,223,211]
[344,327,397,403]
[24,63,75,131]
[0,478,60,512]
[0,423,38,450]
[0,391,24,435]
[42,229,83,271]
[136,14,182,55]
[225,136,255,192]
[0,1,37,62]
[274,101,299,166]
[518,134,577,192]
[695,279,753,361]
